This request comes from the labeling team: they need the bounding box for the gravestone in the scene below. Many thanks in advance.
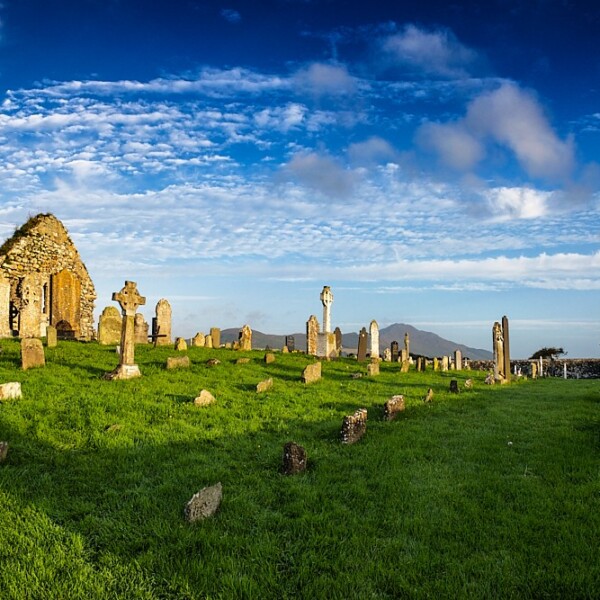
[454,350,462,371]
[282,442,307,475]
[282,345,289,354]
[320,286,333,333]
[400,349,407,364]
[449,379,459,393]
[530,362,538,379]
[400,358,410,373]
[166,355,190,370]
[465,378,473,389]
[367,359,380,376]
[0,382,22,400]
[423,388,434,402]
[192,332,205,347]
[98,306,122,345]
[416,357,423,372]
[404,332,410,358]
[441,356,449,372]
[369,320,379,359]
[134,313,149,344]
[210,327,221,349]
[21,338,45,370]
[236,357,250,364]
[357,327,368,361]
[205,334,213,349]
[383,395,405,421]
[340,408,367,444]
[154,299,172,346]
[46,325,57,348]
[239,324,252,351]
[502,315,511,383]
[285,335,295,352]
[194,390,216,406]
[184,482,222,523]
[104,281,145,380]
[264,352,276,364]
[256,378,273,393]
[301,362,321,384]
[175,337,188,351]
[391,341,399,363]
[306,315,319,355]
[383,348,391,362]
[331,327,341,356]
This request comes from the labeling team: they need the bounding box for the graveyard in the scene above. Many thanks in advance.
[0,337,598,598]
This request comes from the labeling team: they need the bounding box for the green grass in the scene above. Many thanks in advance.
[0,340,598,599]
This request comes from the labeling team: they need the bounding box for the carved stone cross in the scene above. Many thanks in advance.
[112,280,146,317]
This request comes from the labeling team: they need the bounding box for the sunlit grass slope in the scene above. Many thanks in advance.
[0,340,598,599]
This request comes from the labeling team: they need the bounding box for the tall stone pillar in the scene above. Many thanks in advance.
[320,286,333,333]
[502,315,511,383]
[369,320,379,358]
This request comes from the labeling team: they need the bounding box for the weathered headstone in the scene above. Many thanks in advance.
[416,357,423,372]
[184,482,222,523]
[433,357,439,371]
[357,327,368,361]
[282,345,289,354]
[0,382,22,400]
[206,358,220,367]
[192,332,205,347]
[134,313,149,344]
[441,356,449,372]
[194,389,216,406]
[301,362,321,384]
[154,299,172,346]
[334,327,342,355]
[340,408,367,444]
[404,332,410,358]
[367,359,380,376]
[282,442,307,475]
[423,388,434,402]
[236,357,251,364]
[369,320,379,359]
[166,356,190,370]
[98,306,122,345]
[238,324,252,351]
[46,325,57,348]
[104,281,145,380]
[383,395,405,421]
[306,315,319,355]
[465,378,473,389]
[285,335,295,352]
[485,372,495,385]
[530,361,538,379]
[256,378,273,393]
[210,327,221,349]
[264,352,276,364]
[205,334,213,349]
[21,338,45,370]
[449,379,459,393]
[502,315,511,383]
[175,337,188,351]
[454,350,462,371]
[383,348,392,362]
[391,341,399,363]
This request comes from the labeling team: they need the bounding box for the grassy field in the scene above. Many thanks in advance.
[0,339,598,599]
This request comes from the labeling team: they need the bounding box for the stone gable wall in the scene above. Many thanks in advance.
[0,214,96,340]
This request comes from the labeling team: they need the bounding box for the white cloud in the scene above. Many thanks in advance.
[292,62,357,96]
[381,25,479,78]
[347,136,398,165]
[484,187,550,220]
[416,122,484,170]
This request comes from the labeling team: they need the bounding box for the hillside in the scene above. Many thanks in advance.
[220,322,492,360]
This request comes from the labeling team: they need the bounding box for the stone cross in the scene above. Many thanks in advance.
[320,286,333,333]
[106,281,146,379]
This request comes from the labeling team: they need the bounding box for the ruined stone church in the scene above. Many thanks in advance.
[0,213,96,340]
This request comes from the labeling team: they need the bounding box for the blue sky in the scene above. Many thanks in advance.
[0,0,598,358]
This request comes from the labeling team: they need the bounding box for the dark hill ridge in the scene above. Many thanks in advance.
[219,323,492,360]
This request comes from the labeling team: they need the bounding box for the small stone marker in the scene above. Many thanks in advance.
[264,352,276,364]
[236,357,251,365]
[367,360,380,376]
[282,345,289,354]
[383,395,405,421]
[206,358,221,367]
[301,362,321,384]
[449,379,459,393]
[350,372,363,379]
[465,378,473,389]
[282,441,307,475]
[383,348,392,362]
[256,378,273,393]
[0,382,22,400]
[184,482,222,523]
[341,408,367,444]
[485,372,495,385]
[21,338,45,370]
[166,356,190,370]
[174,337,188,351]
[423,388,434,403]
[0,441,8,463]
[194,390,216,406]
[46,325,57,348]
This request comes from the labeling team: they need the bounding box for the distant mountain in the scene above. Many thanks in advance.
[220,323,492,360]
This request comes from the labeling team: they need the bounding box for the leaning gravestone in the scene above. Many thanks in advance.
[341,408,367,444]
[175,337,188,351]
[383,395,405,421]
[301,362,321,384]
[184,482,222,523]
[46,325,57,348]
[21,338,45,370]
[282,442,307,475]
[192,332,205,347]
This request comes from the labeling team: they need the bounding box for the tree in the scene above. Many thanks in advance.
[529,347,566,360]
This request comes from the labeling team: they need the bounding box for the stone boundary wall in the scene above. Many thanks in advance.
[469,359,600,379]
